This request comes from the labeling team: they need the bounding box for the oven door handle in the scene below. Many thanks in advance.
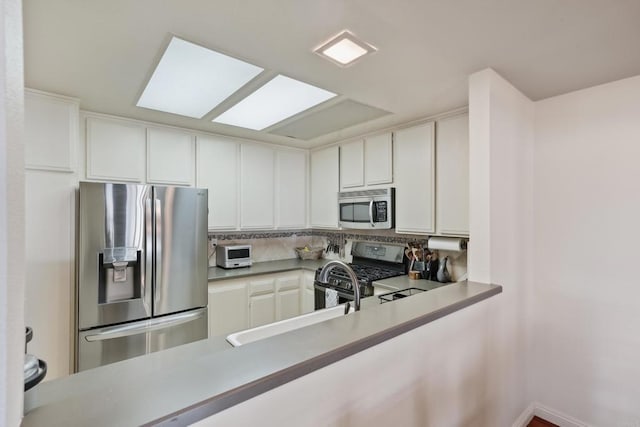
[369,199,374,227]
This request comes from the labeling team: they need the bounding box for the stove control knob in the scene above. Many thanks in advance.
[345,282,352,290]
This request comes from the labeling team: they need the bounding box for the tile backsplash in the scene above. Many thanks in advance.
[208,229,467,281]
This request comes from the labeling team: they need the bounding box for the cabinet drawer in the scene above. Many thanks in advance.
[248,277,276,295]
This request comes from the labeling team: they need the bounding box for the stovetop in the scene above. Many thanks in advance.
[313,241,407,297]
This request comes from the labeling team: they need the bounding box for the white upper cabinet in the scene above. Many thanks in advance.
[240,144,275,229]
[275,150,307,229]
[86,116,146,182]
[25,90,79,173]
[436,113,469,236]
[364,132,393,186]
[310,146,339,228]
[196,135,239,230]
[147,127,194,186]
[340,140,364,189]
[394,122,435,234]
[339,132,393,190]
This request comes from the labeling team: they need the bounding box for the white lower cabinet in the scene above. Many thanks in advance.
[275,274,301,321]
[301,271,316,314]
[207,279,249,338]
[248,277,276,327]
[208,270,310,338]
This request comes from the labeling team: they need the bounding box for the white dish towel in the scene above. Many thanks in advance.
[325,288,338,308]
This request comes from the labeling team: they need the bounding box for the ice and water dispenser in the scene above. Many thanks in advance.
[98,247,142,304]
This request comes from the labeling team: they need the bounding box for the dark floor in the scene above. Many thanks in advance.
[527,416,559,427]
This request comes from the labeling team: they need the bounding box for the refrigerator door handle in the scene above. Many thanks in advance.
[154,196,162,307]
[84,309,207,342]
[144,196,153,316]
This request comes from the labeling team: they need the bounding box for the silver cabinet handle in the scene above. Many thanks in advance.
[84,309,205,342]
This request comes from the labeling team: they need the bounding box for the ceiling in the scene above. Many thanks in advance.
[23,0,640,148]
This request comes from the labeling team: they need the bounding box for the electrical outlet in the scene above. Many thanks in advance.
[208,238,217,251]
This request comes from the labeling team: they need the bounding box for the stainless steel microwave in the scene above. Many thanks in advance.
[338,188,394,229]
[216,244,252,269]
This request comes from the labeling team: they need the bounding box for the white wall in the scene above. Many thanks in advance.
[468,68,535,423]
[532,75,640,425]
[0,0,25,424]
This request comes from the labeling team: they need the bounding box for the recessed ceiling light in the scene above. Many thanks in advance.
[212,75,336,130]
[314,30,377,67]
[137,37,263,119]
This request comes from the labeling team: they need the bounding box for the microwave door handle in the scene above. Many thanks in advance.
[369,200,374,227]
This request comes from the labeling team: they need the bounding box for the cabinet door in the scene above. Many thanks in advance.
[25,90,79,173]
[196,136,238,230]
[147,127,194,186]
[340,140,364,189]
[277,289,300,321]
[86,117,146,182]
[436,114,469,235]
[248,277,276,327]
[394,122,435,234]
[207,280,248,338]
[310,146,339,228]
[365,133,393,186]
[276,274,301,321]
[240,144,275,229]
[300,271,316,314]
[249,294,276,328]
[276,150,306,229]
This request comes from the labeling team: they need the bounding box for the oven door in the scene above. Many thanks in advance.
[314,283,353,310]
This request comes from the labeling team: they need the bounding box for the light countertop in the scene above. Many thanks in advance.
[23,259,500,427]
[208,258,325,281]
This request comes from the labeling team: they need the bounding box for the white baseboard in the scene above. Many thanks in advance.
[512,402,591,427]
[512,402,535,427]
[534,403,591,427]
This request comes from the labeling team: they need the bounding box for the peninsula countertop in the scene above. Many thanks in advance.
[24,259,501,427]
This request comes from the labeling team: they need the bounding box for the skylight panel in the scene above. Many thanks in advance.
[137,37,263,119]
[212,75,336,130]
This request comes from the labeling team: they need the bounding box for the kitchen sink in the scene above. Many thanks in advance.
[226,304,354,347]
[377,287,426,303]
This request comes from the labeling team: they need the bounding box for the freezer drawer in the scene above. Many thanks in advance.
[77,308,208,372]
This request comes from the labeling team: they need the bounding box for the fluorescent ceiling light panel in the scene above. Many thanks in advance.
[137,37,263,118]
[212,75,336,130]
[323,39,368,65]
[315,31,377,67]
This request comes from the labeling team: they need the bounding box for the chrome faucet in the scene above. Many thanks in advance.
[317,260,361,312]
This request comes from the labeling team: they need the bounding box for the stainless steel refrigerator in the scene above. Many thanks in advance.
[76,181,208,372]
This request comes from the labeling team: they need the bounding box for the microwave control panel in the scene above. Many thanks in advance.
[374,201,387,222]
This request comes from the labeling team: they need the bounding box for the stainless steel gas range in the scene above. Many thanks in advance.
[313,241,406,310]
